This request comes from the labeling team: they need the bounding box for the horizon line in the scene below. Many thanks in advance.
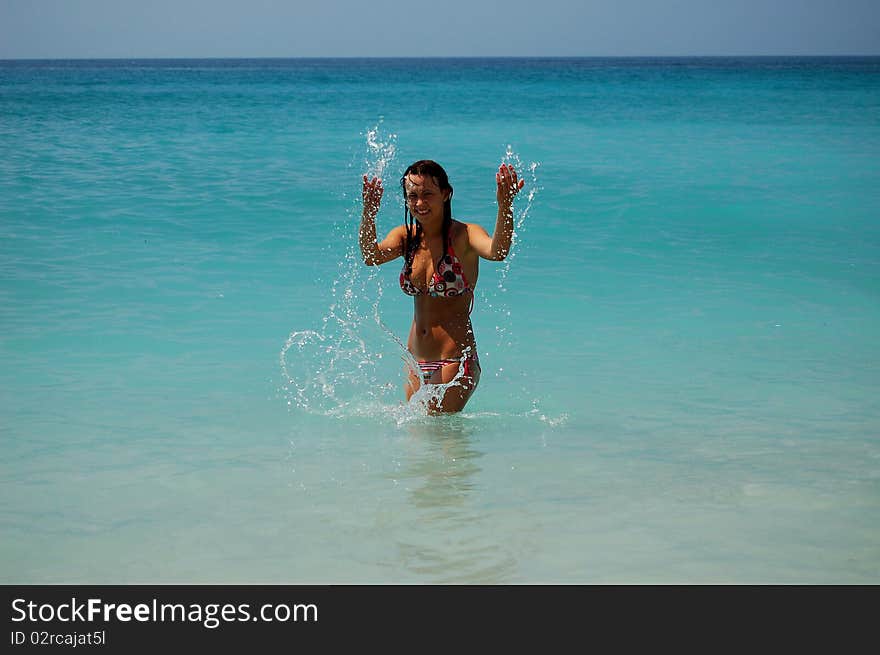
[2,53,879,62]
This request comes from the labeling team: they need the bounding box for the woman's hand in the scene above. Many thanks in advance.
[362,175,384,218]
[496,164,524,208]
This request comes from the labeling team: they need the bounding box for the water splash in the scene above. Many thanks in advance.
[498,144,540,276]
[364,120,397,180]
[279,123,397,417]
[483,145,541,380]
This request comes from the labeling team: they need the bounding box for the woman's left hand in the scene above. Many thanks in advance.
[496,163,525,207]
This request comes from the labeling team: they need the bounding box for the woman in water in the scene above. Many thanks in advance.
[359,160,524,413]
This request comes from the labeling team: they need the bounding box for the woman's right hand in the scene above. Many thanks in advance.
[362,175,383,218]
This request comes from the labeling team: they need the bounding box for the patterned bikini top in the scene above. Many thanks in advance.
[399,235,473,298]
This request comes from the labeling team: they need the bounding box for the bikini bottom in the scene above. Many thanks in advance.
[416,351,480,384]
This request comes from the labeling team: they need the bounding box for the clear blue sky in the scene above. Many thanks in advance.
[1,0,878,59]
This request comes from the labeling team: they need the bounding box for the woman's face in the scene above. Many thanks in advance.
[405,174,449,224]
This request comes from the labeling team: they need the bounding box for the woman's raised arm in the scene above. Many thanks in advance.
[467,164,524,261]
[359,175,403,266]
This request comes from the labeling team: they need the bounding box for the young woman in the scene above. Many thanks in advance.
[359,159,524,413]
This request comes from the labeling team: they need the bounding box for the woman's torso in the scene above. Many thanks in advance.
[401,221,479,360]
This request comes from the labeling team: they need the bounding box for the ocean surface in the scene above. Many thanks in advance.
[1,57,878,583]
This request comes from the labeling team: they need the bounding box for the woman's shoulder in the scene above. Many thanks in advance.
[454,220,490,240]
[386,224,409,238]
[452,219,484,233]
[377,224,408,251]
[451,219,470,242]
[452,220,489,257]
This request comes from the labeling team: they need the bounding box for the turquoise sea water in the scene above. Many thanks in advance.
[1,58,879,583]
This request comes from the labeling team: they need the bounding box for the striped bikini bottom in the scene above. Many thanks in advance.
[416,352,480,383]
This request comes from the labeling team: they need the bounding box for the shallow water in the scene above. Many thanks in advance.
[1,57,879,582]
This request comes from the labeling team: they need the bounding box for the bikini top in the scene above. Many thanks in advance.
[399,235,473,298]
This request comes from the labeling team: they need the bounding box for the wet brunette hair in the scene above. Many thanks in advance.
[400,160,454,267]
